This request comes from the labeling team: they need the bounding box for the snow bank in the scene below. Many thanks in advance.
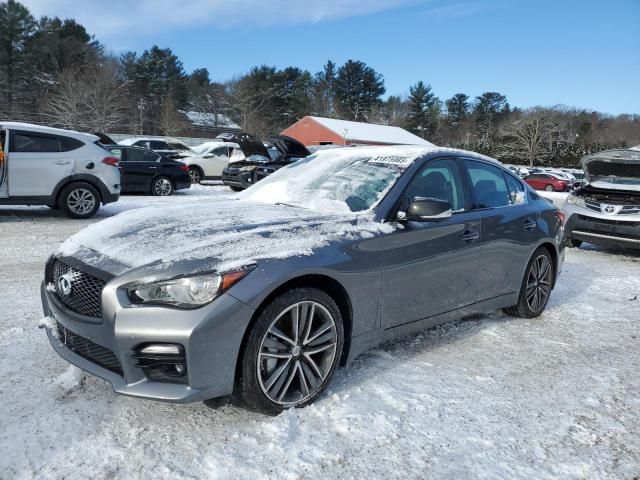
[54,365,85,394]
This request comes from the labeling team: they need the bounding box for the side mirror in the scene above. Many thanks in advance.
[401,197,452,221]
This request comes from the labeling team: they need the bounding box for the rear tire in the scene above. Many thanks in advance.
[188,166,202,184]
[544,184,554,191]
[59,182,100,219]
[234,288,344,415]
[503,247,554,318]
[152,176,174,196]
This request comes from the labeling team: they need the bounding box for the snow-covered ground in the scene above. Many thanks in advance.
[1,185,639,479]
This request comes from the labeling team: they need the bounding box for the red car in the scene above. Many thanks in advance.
[524,173,570,192]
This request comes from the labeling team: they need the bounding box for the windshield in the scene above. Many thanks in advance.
[239,147,423,213]
[168,142,190,151]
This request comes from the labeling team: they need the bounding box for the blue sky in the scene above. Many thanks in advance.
[23,0,640,114]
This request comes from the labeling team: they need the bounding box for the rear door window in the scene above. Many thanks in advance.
[150,141,170,151]
[504,172,527,205]
[464,160,510,209]
[11,133,61,153]
[127,148,149,162]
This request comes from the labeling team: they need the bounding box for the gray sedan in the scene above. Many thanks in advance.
[41,146,565,415]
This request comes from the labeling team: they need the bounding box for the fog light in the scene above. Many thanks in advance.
[132,343,187,382]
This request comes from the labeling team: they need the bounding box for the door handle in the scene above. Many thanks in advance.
[54,160,71,165]
[460,230,480,242]
[524,219,537,230]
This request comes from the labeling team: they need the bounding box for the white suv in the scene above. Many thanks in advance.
[0,122,121,218]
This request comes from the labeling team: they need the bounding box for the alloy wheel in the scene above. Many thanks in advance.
[189,168,201,184]
[526,254,552,313]
[67,188,96,215]
[154,178,173,196]
[257,301,338,406]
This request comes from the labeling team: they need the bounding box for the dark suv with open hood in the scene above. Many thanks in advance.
[563,149,640,249]
[221,134,310,191]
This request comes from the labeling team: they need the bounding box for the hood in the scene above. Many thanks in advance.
[57,199,391,275]
[582,149,640,192]
[271,135,311,160]
[216,132,270,159]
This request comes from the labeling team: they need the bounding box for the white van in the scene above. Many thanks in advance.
[0,122,121,218]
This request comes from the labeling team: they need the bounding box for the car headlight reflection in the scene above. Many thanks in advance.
[127,270,251,309]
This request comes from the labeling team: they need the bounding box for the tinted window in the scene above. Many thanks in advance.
[109,148,123,160]
[465,160,510,208]
[404,158,466,212]
[211,147,228,157]
[150,141,170,150]
[127,148,149,162]
[504,172,527,205]
[133,140,149,149]
[59,136,84,152]
[12,133,60,153]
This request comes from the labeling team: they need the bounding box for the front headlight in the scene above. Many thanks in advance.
[127,270,251,309]
[565,194,585,207]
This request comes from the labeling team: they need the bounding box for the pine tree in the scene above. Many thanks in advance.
[406,81,439,140]
[0,0,36,117]
[313,60,336,117]
[445,93,470,125]
[334,60,385,121]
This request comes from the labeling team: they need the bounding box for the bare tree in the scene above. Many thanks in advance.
[46,61,129,132]
[499,112,555,166]
[158,96,188,136]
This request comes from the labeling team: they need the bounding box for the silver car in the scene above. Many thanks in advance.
[41,146,564,414]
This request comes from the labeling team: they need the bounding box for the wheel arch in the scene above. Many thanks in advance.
[535,241,559,288]
[53,175,105,207]
[236,273,354,384]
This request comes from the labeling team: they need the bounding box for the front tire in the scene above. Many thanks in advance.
[59,182,100,219]
[230,186,243,192]
[152,176,174,196]
[503,247,554,318]
[234,288,344,415]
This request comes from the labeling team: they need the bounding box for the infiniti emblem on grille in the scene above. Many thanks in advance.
[58,273,74,296]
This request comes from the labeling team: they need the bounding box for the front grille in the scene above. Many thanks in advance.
[584,199,601,212]
[583,199,640,216]
[56,322,122,374]
[577,215,640,227]
[50,259,105,318]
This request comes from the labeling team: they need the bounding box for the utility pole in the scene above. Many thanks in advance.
[137,98,147,135]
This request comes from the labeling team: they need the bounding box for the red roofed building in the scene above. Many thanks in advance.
[281,116,433,147]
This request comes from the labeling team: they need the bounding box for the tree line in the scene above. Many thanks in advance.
[1,0,638,167]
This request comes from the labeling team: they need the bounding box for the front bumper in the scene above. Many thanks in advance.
[41,279,255,403]
[221,168,252,189]
[564,204,640,249]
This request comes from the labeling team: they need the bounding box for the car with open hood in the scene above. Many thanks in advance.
[40,145,564,415]
[221,134,310,191]
[563,149,640,249]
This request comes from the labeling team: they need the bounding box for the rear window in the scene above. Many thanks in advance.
[150,141,170,150]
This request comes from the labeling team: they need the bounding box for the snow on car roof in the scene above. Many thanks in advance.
[309,116,434,146]
[0,121,99,142]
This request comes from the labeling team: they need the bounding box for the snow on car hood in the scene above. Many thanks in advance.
[57,199,393,273]
[582,149,640,192]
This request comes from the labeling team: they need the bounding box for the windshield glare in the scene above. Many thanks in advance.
[239,150,410,213]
